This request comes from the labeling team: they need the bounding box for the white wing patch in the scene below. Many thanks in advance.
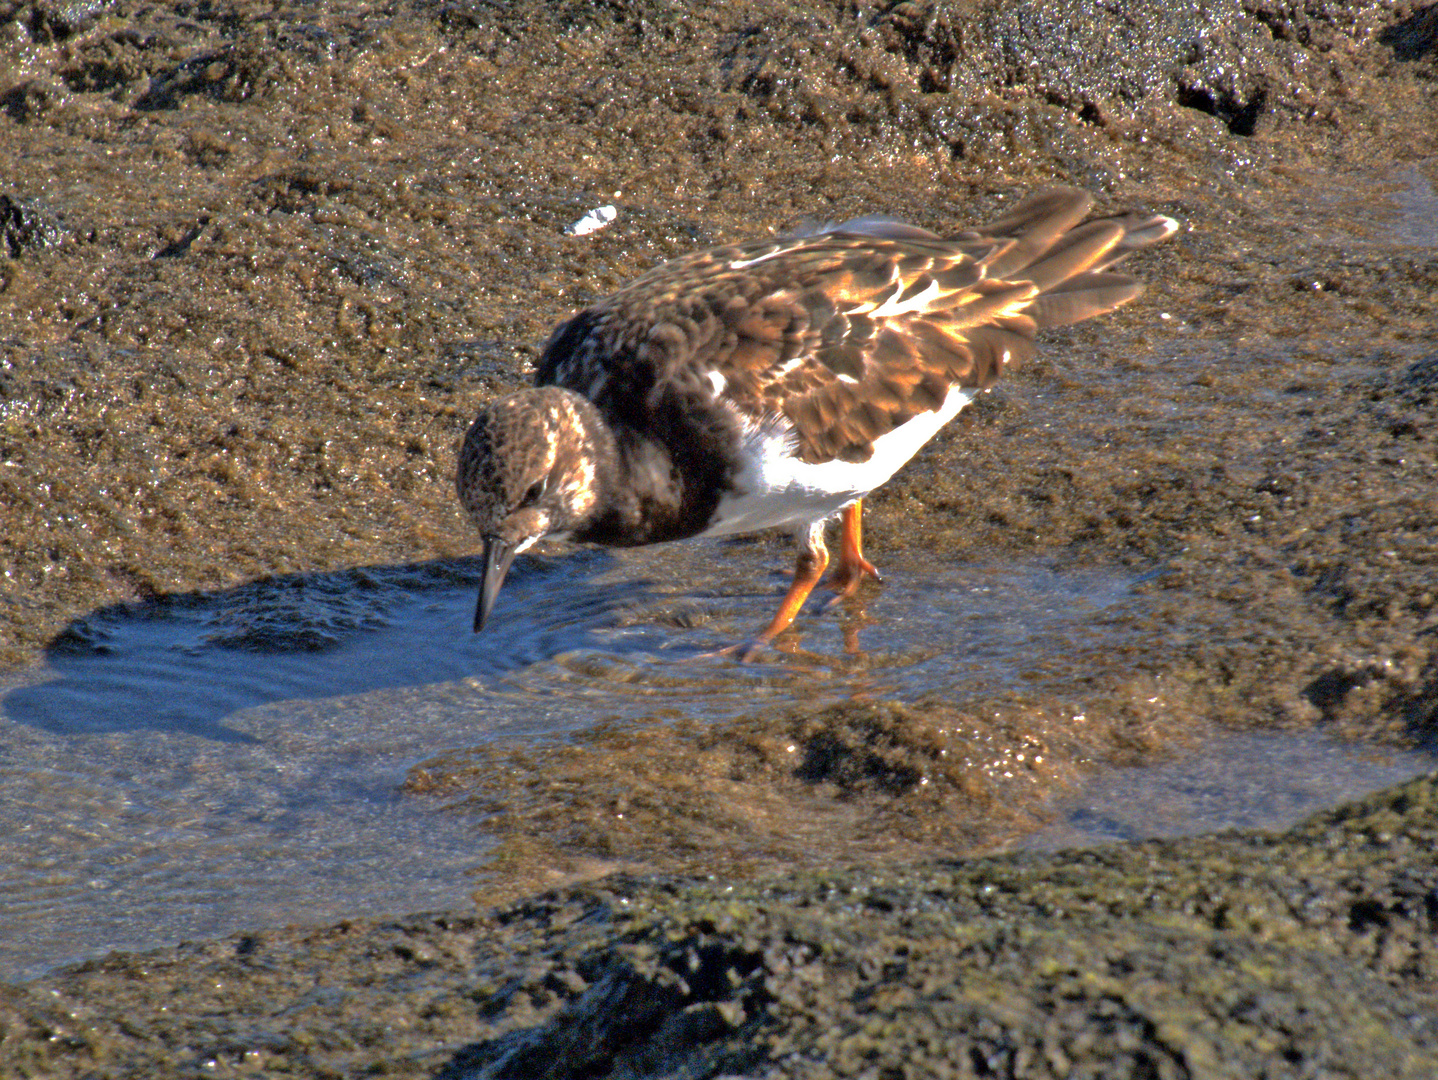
[703,384,977,537]
[727,246,790,271]
[867,277,942,319]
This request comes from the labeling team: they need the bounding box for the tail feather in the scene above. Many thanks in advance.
[968,188,1095,280]
[973,191,1179,326]
[1027,273,1145,329]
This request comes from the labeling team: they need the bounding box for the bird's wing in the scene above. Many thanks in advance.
[537,188,1173,464]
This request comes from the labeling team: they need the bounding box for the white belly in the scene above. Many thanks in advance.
[704,385,976,537]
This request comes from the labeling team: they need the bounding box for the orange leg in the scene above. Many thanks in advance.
[717,525,830,660]
[825,500,883,601]
[754,540,829,645]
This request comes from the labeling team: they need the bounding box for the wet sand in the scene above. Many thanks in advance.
[2,0,1437,1074]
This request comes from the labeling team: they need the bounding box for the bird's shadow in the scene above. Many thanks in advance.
[2,551,661,745]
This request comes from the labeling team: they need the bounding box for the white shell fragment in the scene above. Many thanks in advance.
[564,204,618,236]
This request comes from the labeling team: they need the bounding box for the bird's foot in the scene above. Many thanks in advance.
[703,635,775,663]
[703,627,824,663]
[822,555,883,610]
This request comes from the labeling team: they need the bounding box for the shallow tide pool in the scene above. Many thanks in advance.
[3,540,1433,982]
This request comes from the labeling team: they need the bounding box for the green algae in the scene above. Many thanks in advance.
[4,770,1435,1077]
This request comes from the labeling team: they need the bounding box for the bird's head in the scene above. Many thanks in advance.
[456,387,605,631]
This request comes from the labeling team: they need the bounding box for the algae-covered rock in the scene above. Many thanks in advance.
[3,772,1435,1078]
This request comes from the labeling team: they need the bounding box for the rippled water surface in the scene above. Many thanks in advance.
[3,538,1434,982]
[1021,730,1436,851]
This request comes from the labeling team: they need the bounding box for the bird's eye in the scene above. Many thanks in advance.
[519,480,545,507]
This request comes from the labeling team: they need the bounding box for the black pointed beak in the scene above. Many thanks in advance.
[474,535,518,632]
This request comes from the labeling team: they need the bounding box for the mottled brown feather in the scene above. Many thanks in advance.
[536,187,1175,467]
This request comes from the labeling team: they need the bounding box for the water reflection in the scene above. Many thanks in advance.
[2,539,1432,984]
[3,553,620,742]
[0,543,1141,980]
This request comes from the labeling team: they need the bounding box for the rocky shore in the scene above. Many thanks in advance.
[2,0,1436,1074]
[3,773,1436,1076]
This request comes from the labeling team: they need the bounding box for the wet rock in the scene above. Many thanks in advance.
[4,0,116,44]
[1,0,1437,1069]
[0,193,66,257]
[0,77,69,122]
[1380,2,1438,61]
[3,771,1436,1077]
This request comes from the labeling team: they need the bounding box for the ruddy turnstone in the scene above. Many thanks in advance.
[458,187,1178,655]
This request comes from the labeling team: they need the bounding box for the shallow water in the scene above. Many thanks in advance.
[0,543,1108,981]
[1309,162,1438,250]
[1021,730,1437,851]
[4,161,1435,983]
[3,539,1434,982]
[1383,165,1438,249]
